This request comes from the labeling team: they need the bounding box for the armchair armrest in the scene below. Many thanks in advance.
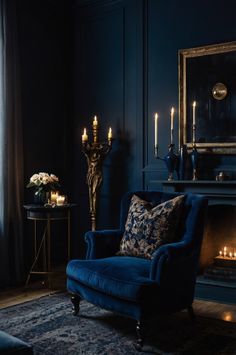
[85,229,123,259]
[150,240,200,285]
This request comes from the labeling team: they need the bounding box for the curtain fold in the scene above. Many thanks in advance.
[0,0,25,287]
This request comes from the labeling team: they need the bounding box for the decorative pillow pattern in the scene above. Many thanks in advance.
[117,194,185,259]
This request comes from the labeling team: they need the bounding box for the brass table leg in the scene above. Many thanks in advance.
[47,213,51,289]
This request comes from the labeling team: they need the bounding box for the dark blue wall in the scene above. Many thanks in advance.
[72,0,236,252]
[19,0,236,260]
[146,0,236,189]
[72,0,144,248]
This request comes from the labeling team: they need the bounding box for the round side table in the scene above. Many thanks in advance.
[24,204,77,289]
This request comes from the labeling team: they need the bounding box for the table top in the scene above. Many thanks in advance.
[23,203,77,212]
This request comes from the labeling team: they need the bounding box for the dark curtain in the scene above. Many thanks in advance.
[0,0,25,287]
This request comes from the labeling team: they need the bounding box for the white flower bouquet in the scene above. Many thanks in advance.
[27,172,60,203]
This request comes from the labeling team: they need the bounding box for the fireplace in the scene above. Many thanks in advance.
[196,204,236,303]
[159,180,236,304]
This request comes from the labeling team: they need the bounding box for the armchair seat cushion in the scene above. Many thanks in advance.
[67,256,158,302]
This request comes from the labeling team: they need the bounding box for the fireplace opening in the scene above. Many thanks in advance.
[196,204,236,303]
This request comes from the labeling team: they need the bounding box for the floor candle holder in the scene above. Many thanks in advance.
[82,119,112,231]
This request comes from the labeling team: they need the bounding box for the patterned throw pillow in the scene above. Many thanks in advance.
[117,194,185,259]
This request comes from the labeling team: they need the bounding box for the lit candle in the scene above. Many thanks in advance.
[219,250,222,256]
[108,127,112,140]
[93,115,98,127]
[192,101,196,125]
[56,195,66,206]
[229,252,232,258]
[234,251,236,258]
[154,113,158,146]
[51,191,58,203]
[82,128,88,143]
[224,246,227,257]
[170,107,174,144]
[192,101,196,144]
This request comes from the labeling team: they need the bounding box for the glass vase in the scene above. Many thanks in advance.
[34,190,50,205]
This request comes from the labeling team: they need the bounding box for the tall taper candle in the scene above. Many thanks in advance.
[154,113,158,146]
[170,107,174,144]
[192,101,196,143]
[192,101,196,125]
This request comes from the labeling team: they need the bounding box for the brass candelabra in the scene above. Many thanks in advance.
[82,117,112,231]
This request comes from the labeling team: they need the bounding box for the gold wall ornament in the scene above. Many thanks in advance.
[82,117,112,231]
[212,82,228,100]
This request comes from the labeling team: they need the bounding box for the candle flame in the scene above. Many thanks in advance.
[83,128,87,134]
[223,312,232,322]
[108,127,112,140]
[171,107,174,114]
[193,101,197,107]
[154,113,158,120]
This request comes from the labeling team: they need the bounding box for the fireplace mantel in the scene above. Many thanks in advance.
[156,180,236,206]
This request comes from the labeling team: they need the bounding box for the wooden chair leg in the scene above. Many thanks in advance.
[187,305,196,322]
[135,320,144,351]
[71,294,81,316]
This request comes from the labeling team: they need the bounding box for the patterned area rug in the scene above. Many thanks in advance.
[0,292,236,354]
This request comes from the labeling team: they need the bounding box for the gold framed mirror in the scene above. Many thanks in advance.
[179,41,236,153]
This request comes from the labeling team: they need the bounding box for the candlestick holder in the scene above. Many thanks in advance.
[154,144,179,181]
[164,144,179,181]
[82,125,112,231]
[154,144,162,160]
[190,144,199,181]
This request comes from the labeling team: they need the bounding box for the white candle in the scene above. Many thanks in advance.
[154,113,158,146]
[82,128,88,142]
[56,195,66,206]
[93,115,98,127]
[170,107,174,144]
[171,107,174,130]
[192,101,196,126]
[108,127,112,140]
[192,101,197,144]
[51,191,58,203]
[224,246,227,257]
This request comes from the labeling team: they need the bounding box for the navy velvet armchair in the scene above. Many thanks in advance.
[66,191,207,350]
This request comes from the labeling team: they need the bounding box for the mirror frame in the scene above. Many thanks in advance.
[178,41,236,154]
